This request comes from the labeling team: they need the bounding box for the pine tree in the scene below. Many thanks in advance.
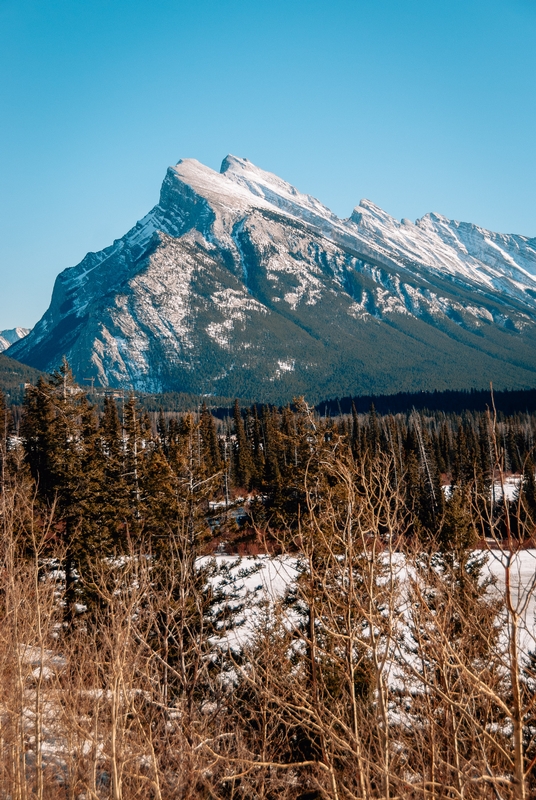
[21,375,56,498]
[439,486,475,557]
[366,402,381,456]
[438,417,453,476]
[412,411,443,529]
[0,388,7,446]
[21,360,104,622]
[262,405,281,490]
[156,408,168,455]
[280,404,296,472]
[0,388,10,490]
[122,394,149,526]
[351,400,360,460]
[453,424,471,488]
[199,402,222,477]
[141,448,181,553]
[232,399,253,490]
[477,414,492,488]
[507,421,523,474]
[280,446,392,795]
[250,404,265,486]
[95,397,131,548]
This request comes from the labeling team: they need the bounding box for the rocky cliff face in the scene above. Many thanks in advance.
[8,156,536,402]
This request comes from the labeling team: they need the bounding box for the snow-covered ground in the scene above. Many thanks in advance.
[485,547,536,652]
[209,547,536,653]
[204,554,301,649]
[443,475,523,502]
[5,547,536,787]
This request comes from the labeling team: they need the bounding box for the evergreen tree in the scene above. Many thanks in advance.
[156,408,168,455]
[141,447,181,553]
[404,416,441,538]
[351,400,360,460]
[477,414,493,487]
[439,486,475,559]
[21,360,104,621]
[262,405,281,490]
[199,402,222,477]
[453,424,472,487]
[21,375,56,498]
[366,403,381,456]
[122,394,149,526]
[0,388,7,448]
[438,417,453,476]
[280,404,297,471]
[250,404,265,486]
[232,399,253,489]
[95,397,131,547]
[0,388,10,490]
[507,421,523,474]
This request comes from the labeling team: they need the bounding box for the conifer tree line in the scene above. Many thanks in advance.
[7,361,536,552]
[2,362,536,798]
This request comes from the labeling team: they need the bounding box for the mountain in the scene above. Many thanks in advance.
[0,327,29,353]
[7,156,536,403]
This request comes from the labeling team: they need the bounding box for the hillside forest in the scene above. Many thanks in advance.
[2,361,536,799]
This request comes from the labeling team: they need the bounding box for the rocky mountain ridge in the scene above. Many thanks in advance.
[8,156,536,402]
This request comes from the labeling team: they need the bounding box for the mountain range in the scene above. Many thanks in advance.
[7,156,536,403]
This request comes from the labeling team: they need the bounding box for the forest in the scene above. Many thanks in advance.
[2,360,536,799]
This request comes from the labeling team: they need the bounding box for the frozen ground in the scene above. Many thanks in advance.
[5,547,536,784]
[210,547,536,654]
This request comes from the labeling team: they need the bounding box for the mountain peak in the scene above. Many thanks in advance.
[416,211,451,227]
[358,198,386,214]
[350,198,399,227]
[219,154,250,174]
[220,154,301,199]
[9,155,536,402]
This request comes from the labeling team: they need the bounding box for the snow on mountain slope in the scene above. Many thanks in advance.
[220,155,343,229]
[167,157,536,306]
[0,327,30,353]
[348,200,536,302]
[8,155,536,402]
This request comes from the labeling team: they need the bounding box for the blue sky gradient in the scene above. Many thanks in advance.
[1,0,535,328]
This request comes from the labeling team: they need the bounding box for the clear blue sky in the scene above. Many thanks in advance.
[1,0,535,329]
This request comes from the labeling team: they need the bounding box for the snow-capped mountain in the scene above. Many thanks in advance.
[0,327,30,354]
[8,156,536,402]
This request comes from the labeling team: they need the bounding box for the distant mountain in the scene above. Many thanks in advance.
[8,156,536,403]
[0,327,29,353]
